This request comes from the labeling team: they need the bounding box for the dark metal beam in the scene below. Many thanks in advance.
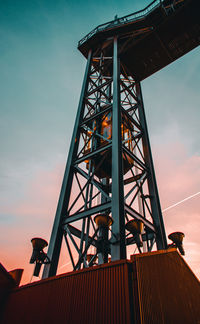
[123,146,147,170]
[74,143,112,165]
[63,201,112,225]
[126,232,154,245]
[65,224,97,247]
[74,229,99,270]
[74,166,110,199]
[136,83,167,249]
[124,172,145,185]
[87,79,112,97]
[42,50,93,279]
[125,204,155,232]
[111,36,126,260]
[121,106,141,130]
[81,104,112,127]
[64,235,75,269]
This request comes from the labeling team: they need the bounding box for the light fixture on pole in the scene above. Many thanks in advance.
[30,238,50,277]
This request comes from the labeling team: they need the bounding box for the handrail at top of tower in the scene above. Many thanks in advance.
[78,0,162,48]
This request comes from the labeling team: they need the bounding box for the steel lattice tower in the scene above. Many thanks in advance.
[42,0,199,278]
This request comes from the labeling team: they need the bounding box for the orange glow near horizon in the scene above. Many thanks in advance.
[1,144,200,286]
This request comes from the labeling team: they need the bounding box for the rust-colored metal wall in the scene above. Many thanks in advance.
[1,260,132,324]
[0,264,16,312]
[1,251,200,324]
[132,250,200,324]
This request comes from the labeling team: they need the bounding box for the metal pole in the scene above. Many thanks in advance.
[136,82,167,249]
[42,50,93,278]
[111,36,126,260]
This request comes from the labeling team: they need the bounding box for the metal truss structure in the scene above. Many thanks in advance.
[43,36,167,278]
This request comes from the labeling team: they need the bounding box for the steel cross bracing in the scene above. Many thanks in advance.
[43,37,167,278]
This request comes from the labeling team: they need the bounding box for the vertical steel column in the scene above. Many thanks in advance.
[111,37,126,260]
[136,82,167,249]
[42,50,92,278]
[97,177,109,264]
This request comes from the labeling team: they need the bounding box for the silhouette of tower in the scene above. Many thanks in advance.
[42,0,199,278]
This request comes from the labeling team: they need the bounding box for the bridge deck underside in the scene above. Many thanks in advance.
[78,0,200,81]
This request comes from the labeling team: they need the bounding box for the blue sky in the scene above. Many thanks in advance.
[0,0,199,283]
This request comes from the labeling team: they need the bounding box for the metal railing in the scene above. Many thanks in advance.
[78,0,162,47]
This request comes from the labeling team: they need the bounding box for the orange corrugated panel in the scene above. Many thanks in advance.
[133,249,200,324]
[1,260,132,324]
[2,251,199,323]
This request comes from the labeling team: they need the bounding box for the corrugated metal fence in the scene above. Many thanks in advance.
[132,250,200,324]
[1,250,200,324]
[1,260,132,324]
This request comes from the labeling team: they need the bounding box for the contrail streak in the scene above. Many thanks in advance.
[59,258,79,270]
[162,191,200,213]
[58,261,71,270]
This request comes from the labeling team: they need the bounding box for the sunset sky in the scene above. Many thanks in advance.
[0,0,199,285]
